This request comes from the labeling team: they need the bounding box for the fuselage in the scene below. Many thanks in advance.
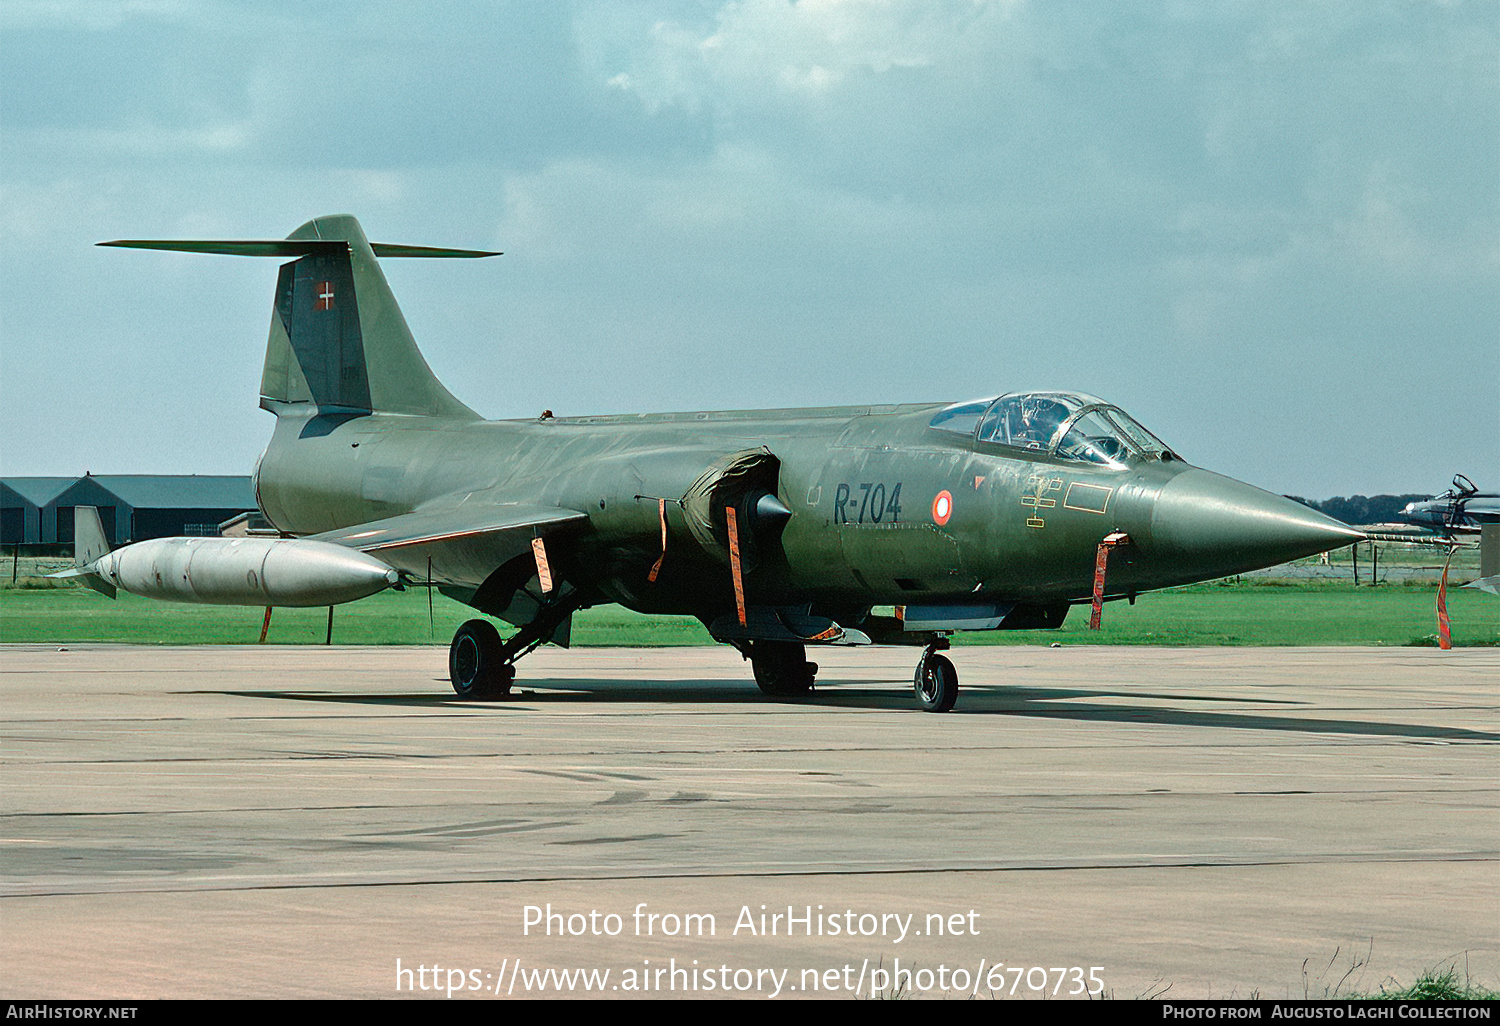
[254,396,1360,624]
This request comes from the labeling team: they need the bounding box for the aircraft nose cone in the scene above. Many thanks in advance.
[1149,469,1365,577]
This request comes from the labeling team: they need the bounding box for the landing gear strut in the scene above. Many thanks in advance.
[913,639,958,713]
[745,640,817,698]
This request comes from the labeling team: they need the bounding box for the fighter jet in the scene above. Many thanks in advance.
[1397,475,1500,537]
[1356,474,1498,562]
[82,214,1363,711]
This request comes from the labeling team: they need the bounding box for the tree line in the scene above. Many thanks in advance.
[1284,493,1430,526]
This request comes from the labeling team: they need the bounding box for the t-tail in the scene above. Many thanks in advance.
[99,214,496,421]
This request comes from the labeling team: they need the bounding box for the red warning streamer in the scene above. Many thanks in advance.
[648,498,668,583]
[1089,531,1131,631]
[1437,545,1454,650]
[531,536,554,594]
[726,505,747,628]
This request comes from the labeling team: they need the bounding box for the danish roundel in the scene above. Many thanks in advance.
[932,490,954,526]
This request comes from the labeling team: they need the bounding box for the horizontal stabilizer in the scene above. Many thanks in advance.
[98,240,500,258]
[369,243,501,259]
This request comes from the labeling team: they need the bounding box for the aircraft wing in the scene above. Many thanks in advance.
[310,503,589,590]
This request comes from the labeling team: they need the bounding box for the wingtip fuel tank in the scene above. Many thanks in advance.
[73,536,399,607]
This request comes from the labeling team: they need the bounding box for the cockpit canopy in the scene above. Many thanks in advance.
[928,391,1174,468]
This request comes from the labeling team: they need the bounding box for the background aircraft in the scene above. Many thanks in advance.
[1397,475,1500,537]
[1341,474,1498,650]
[1357,473,1498,581]
[68,215,1364,711]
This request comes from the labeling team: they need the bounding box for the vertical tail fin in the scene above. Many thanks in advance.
[100,215,498,420]
[259,215,481,419]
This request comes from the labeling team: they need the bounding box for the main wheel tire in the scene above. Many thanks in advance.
[913,652,958,712]
[449,619,514,699]
[748,640,816,698]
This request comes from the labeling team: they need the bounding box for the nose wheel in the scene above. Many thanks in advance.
[913,642,958,712]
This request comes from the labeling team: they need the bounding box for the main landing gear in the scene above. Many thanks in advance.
[913,638,958,713]
[744,640,818,698]
[448,602,578,700]
[449,619,515,699]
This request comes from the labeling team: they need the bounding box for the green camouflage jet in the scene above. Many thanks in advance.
[86,214,1363,711]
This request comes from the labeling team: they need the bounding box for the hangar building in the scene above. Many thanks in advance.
[0,477,75,548]
[0,475,255,547]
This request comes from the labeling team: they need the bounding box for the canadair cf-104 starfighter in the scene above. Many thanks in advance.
[67,215,1364,711]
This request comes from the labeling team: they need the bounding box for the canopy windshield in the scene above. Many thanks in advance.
[929,392,1172,467]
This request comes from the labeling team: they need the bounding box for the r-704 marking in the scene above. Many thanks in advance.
[834,482,903,524]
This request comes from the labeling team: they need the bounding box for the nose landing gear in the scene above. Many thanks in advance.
[913,639,958,713]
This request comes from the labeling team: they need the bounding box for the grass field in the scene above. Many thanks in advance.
[1,578,1494,647]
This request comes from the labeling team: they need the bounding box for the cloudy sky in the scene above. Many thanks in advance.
[3,0,1495,498]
